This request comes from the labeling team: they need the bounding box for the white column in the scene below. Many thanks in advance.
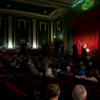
[8,16,13,48]
[32,19,37,48]
[50,21,53,43]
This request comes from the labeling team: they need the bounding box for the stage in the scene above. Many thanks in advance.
[73,55,100,62]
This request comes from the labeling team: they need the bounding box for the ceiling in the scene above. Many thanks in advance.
[0,0,99,20]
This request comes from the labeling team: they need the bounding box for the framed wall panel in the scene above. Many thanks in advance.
[0,18,6,47]
[37,22,49,47]
[14,19,31,48]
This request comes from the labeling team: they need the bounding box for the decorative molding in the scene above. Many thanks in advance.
[57,21,61,31]
[32,19,37,22]
[0,8,67,20]
[24,20,26,29]
[37,22,49,47]
[40,0,73,7]
[14,19,31,48]
[39,22,47,31]
[7,16,13,19]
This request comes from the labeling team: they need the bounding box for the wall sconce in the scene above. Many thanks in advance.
[54,35,56,38]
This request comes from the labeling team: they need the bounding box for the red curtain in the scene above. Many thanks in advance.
[73,18,100,55]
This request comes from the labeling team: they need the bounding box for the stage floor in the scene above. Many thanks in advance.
[73,55,100,61]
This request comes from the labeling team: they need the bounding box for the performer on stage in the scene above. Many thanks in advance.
[79,41,87,55]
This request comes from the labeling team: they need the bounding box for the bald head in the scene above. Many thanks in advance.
[72,85,87,100]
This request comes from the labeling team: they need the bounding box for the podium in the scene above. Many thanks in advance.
[19,44,27,55]
[41,45,48,57]
[49,44,54,56]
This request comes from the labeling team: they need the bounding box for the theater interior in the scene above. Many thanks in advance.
[0,0,100,100]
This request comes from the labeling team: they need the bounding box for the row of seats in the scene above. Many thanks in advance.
[0,80,30,100]
[16,76,100,100]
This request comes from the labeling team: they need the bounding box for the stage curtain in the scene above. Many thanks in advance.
[73,18,100,55]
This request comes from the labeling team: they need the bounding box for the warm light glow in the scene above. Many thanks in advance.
[54,35,55,38]
[8,45,13,48]
[8,42,13,48]
[33,44,37,48]
[86,48,90,52]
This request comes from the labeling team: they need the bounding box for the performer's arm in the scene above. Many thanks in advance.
[79,41,82,46]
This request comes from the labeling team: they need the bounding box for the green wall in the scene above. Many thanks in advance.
[15,21,30,46]
[37,23,49,46]
[0,19,5,46]
[55,20,63,44]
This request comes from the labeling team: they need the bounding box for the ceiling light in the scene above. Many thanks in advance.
[7,4,10,8]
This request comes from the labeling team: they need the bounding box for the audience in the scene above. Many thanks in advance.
[72,85,87,100]
[0,53,100,100]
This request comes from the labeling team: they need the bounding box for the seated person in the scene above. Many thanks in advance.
[45,68,55,78]
[44,62,49,70]
[53,63,62,73]
[75,69,98,82]
[15,61,26,75]
[63,65,74,76]
[46,84,60,100]
[30,63,39,75]
[78,65,85,75]
[72,85,87,100]
[94,69,100,79]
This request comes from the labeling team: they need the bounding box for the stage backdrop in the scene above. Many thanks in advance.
[73,18,100,55]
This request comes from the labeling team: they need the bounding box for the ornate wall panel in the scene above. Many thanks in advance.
[0,18,6,47]
[14,19,31,48]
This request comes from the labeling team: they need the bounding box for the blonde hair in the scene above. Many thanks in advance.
[46,84,60,98]
[30,63,35,68]
[46,68,52,75]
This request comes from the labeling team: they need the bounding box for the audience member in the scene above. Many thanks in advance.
[63,65,74,76]
[72,85,87,100]
[46,84,60,100]
[53,63,62,73]
[45,68,55,78]
[44,62,49,70]
[94,69,100,78]
[30,63,39,75]
[75,69,98,82]
[78,65,85,75]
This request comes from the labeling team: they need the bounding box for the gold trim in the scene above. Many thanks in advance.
[40,0,72,7]
[57,22,61,31]
[0,8,67,20]
[14,19,31,48]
